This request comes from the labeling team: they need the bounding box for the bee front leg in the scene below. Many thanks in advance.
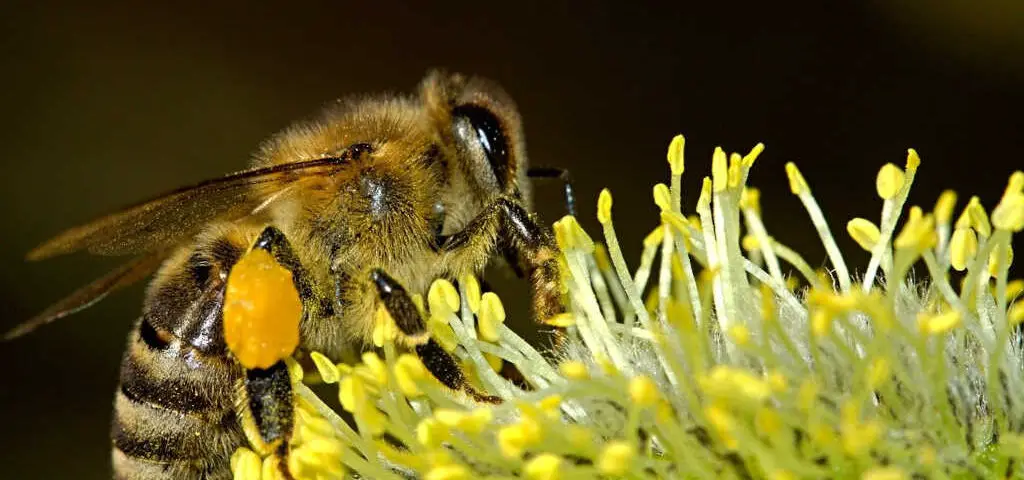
[440,197,566,324]
[371,269,501,403]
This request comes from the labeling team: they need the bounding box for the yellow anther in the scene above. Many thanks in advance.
[597,189,613,224]
[966,196,992,237]
[484,352,503,372]
[728,324,751,346]
[284,356,303,385]
[840,402,881,456]
[537,395,563,417]
[394,354,427,397]
[949,227,978,271]
[428,315,459,352]
[743,143,765,168]
[728,153,743,188]
[1005,171,1024,199]
[222,248,302,370]
[697,177,713,210]
[428,279,460,316]
[740,187,761,212]
[230,448,262,480]
[894,207,937,251]
[594,244,612,271]
[847,218,881,251]
[416,418,449,447]
[628,375,660,407]
[372,305,398,348]
[465,408,494,433]
[1009,302,1024,326]
[701,366,771,403]
[338,375,366,413]
[811,309,832,337]
[992,191,1024,232]
[567,425,595,452]
[559,360,590,380]
[310,351,340,384]
[660,210,691,239]
[524,453,562,480]
[905,148,921,170]
[712,147,729,192]
[754,406,782,437]
[597,441,636,476]
[766,370,787,392]
[1008,279,1024,301]
[554,215,594,253]
[704,404,738,449]
[934,190,957,225]
[918,310,962,335]
[552,217,573,251]
[808,422,836,448]
[785,162,809,195]
[653,183,672,212]
[667,134,686,175]
[866,358,890,389]
[261,456,286,480]
[544,313,575,328]
[798,380,820,413]
[741,234,760,252]
[861,467,908,480]
[433,408,465,428]
[459,274,482,314]
[688,214,702,231]
[596,354,619,375]
[497,420,541,459]
[875,163,905,200]
[478,292,506,342]
[643,226,665,249]
[425,464,470,480]
[361,352,388,385]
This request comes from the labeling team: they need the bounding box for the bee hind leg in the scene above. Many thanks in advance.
[371,269,501,404]
[239,360,297,479]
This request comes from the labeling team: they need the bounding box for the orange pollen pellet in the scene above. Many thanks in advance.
[222,248,302,370]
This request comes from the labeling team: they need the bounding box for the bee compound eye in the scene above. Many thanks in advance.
[452,104,510,189]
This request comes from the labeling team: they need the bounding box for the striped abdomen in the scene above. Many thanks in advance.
[112,240,248,480]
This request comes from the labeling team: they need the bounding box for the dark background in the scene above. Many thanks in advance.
[2,1,1022,478]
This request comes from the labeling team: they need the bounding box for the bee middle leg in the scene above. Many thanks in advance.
[371,269,501,403]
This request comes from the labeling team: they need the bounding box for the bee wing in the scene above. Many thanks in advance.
[4,252,167,340]
[27,156,349,260]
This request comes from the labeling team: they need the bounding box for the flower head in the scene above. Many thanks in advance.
[235,135,1023,479]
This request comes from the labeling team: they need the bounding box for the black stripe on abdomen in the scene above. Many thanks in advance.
[112,317,243,476]
[119,355,217,413]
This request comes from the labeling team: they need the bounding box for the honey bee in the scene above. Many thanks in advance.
[7,71,572,479]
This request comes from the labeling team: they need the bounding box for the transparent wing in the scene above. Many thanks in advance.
[4,252,167,340]
[28,156,349,260]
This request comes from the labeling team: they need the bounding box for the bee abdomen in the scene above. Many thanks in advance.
[111,316,244,480]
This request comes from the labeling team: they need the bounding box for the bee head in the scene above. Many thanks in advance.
[421,71,531,207]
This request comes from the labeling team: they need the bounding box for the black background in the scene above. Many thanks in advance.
[2,1,1022,478]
